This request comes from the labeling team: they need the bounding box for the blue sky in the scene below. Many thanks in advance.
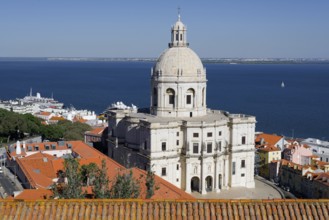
[1,1,329,58]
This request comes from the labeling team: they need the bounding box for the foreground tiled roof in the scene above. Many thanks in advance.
[0,199,328,219]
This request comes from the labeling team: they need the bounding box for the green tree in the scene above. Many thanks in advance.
[81,162,98,186]
[93,159,111,198]
[58,120,91,141]
[53,158,85,199]
[110,170,141,199]
[40,124,64,141]
[0,109,91,142]
[145,170,159,199]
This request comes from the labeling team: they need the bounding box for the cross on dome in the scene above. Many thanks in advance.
[178,7,181,21]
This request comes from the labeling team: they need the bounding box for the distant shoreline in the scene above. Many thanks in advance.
[1,57,329,64]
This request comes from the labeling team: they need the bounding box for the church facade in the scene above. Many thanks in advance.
[108,15,256,194]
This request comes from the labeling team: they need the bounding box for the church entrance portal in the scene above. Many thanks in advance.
[205,176,213,192]
[191,177,200,192]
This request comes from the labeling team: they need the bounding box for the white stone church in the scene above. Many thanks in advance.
[108,15,256,194]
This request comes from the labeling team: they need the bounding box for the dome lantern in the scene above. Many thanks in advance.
[169,14,188,48]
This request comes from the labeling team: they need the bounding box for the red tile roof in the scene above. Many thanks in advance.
[0,200,328,219]
[255,133,283,146]
[258,145,281,152]
[13,141,193,200]
[85,127,106,136]
[38,111,52,116]
[316,160,329,166]
[314,172,329,186]
[13,189,53,200]
[16,152,64,188]
[50,116,65,121]
[72,116,88,123]
[70,141,193,200]
[281,159,304,170]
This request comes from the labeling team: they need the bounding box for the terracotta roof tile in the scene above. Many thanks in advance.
[255,133,283,146]
[13,140,192,200]
[85,127,106,136]
[16,152,63,188]
[39,111,52,116]
[258,145,281,152]
[13,189,53,200]
[50,116,65,121]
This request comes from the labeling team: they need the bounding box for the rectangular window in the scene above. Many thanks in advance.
[241,160,246,168]
[241,173,245,177]
[144,141,147,150]
[186,95,191,104]
[180,34,182,41]
[169,95,175,104]
[176,132,179,136]
[162,142,166,151]
[35,146,39,151]
[326,158,328,162]
[193,133,199,138]
[176,140,179,146]
[193,143,199,154]
[242,136,246,145]
[207,143,212,153]
[232,162,236,175]
[176,33,179,41]
[218,131,222,136]
[176,178,179,182]
[161,168,166,176]
[177,164,179,170]
[207,132,212,137]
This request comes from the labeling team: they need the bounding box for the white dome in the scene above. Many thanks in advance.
[154,47,204,76]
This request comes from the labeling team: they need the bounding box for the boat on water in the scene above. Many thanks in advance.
[18,88,64,109]
[0,89,64,114]
[281,81,285,88]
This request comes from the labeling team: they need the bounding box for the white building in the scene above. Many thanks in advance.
[301,138,329,163]
[108,15,256,194]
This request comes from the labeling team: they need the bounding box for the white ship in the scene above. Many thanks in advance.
[18,88,64,109]
[0,89,64,114]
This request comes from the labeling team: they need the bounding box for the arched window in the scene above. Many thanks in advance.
[186,88,195,106]
[166,88,175,106]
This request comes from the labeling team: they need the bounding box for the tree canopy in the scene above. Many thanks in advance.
[0,109,91,143]
[51,158,157,199]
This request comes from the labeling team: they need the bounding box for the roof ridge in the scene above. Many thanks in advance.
[69,140,125,169]
[2,199,329,203]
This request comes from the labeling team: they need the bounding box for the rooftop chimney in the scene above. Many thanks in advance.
[16,140,21,155]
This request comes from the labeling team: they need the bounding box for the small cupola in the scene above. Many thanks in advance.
[169,14,188,48]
